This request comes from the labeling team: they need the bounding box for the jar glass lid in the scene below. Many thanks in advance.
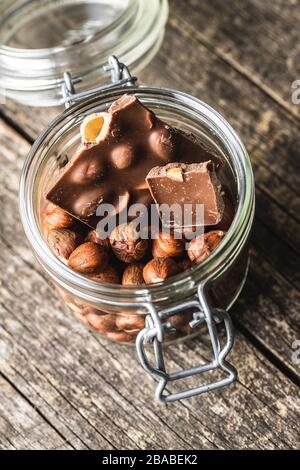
[0,0,169,106]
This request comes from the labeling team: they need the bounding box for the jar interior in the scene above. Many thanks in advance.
[37,89,238,245]
[0,0,131,50]
[19,85,254,315]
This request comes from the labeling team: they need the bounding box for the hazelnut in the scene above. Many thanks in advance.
[72,187,106,219]
[91,265,120,284]
[178,257,194,271]
[47,228,83,261]
[85,312,116,333]
[115,314,145,331]
[152,231,185,259]
[81,306,107,316]
[86,229,110,250]
[110,144,135,170]
[109,223,148,263]
[68,242,109,274]
[44,202,75,230]
[122,263,145,286]
[106,331,136,343]
[143,257,182,284]
[165,166,184,182]
[187,230,225,264]
[148,125,178,161]
[69,158,105,184]
[168,311,193,330]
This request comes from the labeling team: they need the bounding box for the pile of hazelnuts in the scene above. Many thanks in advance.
[43,200,233,343]
[43,202,229,285]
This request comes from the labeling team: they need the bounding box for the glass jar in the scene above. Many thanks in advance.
[0,0,168,106]
[19,70,255,401]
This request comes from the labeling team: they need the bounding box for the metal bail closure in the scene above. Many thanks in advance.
[136,284,237,403]
[62,55,137,108]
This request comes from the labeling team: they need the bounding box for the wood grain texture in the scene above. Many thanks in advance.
[172,0,300,119]
[0,0,300,450]
[0,102,299,450]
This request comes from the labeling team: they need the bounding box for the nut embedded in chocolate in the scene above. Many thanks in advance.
[110,144,135,170]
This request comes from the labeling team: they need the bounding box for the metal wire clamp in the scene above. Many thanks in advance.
[136,284,237,402]
[62,55,137,108]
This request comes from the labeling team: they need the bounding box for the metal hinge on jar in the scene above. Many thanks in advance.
[136,284,237,402]
[62,55,137,108]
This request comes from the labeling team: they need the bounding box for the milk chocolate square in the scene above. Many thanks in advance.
[146,162,224,227]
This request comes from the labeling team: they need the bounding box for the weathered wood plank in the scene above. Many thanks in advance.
[233,249,300,377]
[0,111,300,449]
[171,0,300,119]
[0,0,300,449]
[0,232,299,449]
[0,374,73,450]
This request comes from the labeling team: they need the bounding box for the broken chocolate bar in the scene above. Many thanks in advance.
[146,162,224,227]
[47,95,223,228]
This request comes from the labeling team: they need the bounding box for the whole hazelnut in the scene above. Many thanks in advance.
[168,311,193,330]
[109,223,148,263]
[122,263,145,286]
[152,231,185,259]
[47,228,83,262]
[188,230,225,264]
[91,265,120,284]
[115,314,145,331]
[85,312,116,333]
[86,229,111,251]
[68,242,109,274]
[143,257,182,284]
[106,330,136,343]
[44,202,75,230]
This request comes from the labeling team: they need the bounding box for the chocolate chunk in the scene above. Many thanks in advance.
[146,162,224,227]
[47,95,223,228]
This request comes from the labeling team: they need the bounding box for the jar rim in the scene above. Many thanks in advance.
[0,0,169,106]
[0,0,137,55]
[19,86,255,307]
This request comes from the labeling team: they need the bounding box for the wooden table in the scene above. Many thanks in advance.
[0,0,299,450]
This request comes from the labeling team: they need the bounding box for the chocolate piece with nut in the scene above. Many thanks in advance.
[146,162,224,227]
[47,95,223,228]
